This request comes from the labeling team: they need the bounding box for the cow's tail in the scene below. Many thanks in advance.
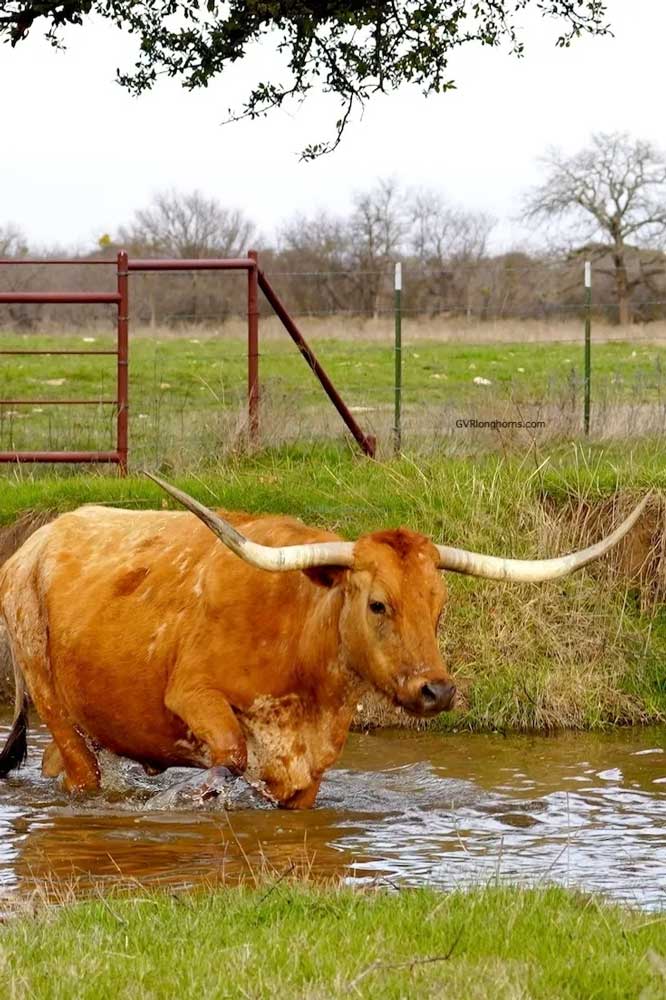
[0,648,28,777]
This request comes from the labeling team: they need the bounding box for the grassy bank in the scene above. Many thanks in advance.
[1,328,666,462]
[2,884,665,998]
[0,442,664,731]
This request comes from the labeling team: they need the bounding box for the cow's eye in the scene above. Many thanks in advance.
[369,600,386,615]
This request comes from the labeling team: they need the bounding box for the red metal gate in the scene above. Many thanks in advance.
[125,252,375,457]
[0,250,375,472]
[125,253,262,446]
[0,251,129,473]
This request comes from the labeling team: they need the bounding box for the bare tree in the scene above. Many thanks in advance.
[411,192,493,264]
[349,178,408,316]
[0,223,28,257]
[118,189,256,258]
[523,132,666,325]
[0,224,32,327]
[410,190,495,316]
[277,211,354,314]
[279,184,408,317]
[118,189,257,323]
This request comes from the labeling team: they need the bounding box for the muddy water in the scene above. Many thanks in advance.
[1,716,666,908]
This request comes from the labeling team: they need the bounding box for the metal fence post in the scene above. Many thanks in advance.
[117,250,129,475]
[393,262,402,455]
[247,249,259,443]
[584,260,591,435]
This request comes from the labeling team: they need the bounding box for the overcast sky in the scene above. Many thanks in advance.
[1,0,663,253]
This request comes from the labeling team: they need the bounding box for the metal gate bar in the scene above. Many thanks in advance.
[125,254,259,441]
[0,452,120,463]
[256,268,376,457]
[0,252,128,473]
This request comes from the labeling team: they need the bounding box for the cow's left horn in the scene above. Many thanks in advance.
[436,493,651,582]
[144,472,355,571]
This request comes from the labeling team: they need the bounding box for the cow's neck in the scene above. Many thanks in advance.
[295,583,365,716]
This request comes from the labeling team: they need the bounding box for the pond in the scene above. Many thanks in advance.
[1,716,665,908]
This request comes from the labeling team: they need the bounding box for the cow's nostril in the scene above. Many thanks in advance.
[421,683,439,705]
[420,681,456,711]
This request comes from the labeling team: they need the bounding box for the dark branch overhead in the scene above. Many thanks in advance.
[1,1,610,158]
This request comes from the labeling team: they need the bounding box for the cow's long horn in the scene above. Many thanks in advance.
[145,472,355,571]
[436,494,651,582]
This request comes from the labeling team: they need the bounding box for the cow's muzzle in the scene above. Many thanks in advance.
[401,680,456,716]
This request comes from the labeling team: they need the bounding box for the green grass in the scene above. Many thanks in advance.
[1,329,664,404]
[0,436,663,528]
[0,330,665,463]
[2,884,666,998]
[0,443,664,731]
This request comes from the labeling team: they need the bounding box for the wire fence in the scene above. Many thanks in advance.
[0,259,666,467]
[4,255,666,326]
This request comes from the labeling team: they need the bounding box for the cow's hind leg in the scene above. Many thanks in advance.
[2,568,100,793]
[20,660,100,792]
[41,715,100,792]
[41,739,64,778]
[26,665,99,792]
[33,702,100,793]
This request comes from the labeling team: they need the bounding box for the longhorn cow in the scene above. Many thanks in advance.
[0,476,648,808]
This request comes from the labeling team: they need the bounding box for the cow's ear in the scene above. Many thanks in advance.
[303,566,347,589]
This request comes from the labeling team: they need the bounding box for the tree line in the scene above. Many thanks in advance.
[2,132,666,330]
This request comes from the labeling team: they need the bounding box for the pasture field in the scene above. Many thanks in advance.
[0,442,664,731]
[0,327,665,463]
[2,883,666,998]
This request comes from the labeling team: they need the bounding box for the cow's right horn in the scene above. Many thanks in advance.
[144,472,355,571]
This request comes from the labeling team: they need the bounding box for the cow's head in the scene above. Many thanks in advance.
[334,528,454,716]
[146,473,649,720]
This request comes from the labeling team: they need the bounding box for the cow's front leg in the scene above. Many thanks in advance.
[164,676,247,774]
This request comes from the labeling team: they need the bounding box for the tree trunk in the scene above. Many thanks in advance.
[613,249,631,326]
